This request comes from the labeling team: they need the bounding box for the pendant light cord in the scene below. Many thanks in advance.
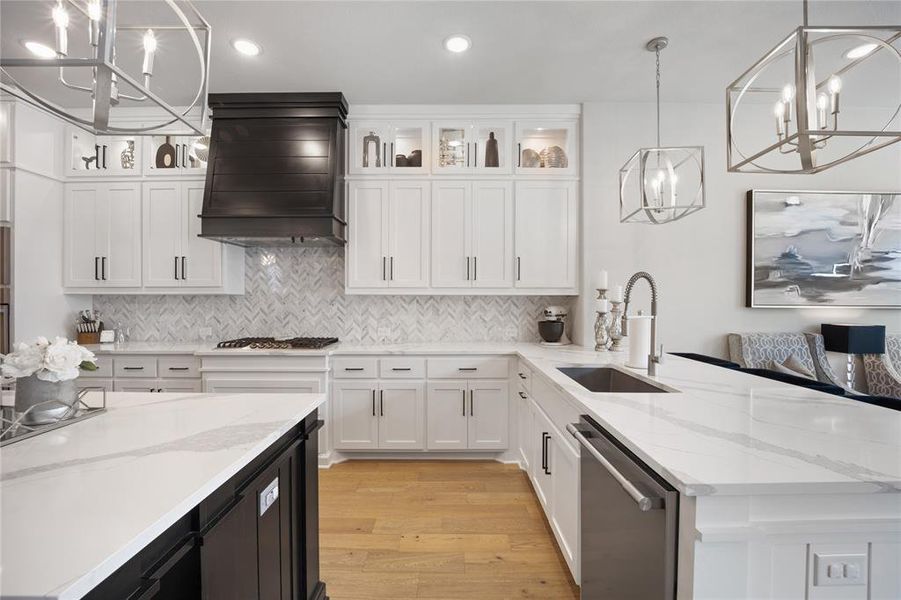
[655,46,661,148]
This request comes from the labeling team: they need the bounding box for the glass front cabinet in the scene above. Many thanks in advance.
[514,120,578,176]
[144,134,209,176]
[67,129,141,176]
[349,121,429,175]
[432,121,512,174]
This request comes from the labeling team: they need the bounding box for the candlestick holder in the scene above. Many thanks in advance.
[594,288,610,351]
[608,299,625,352]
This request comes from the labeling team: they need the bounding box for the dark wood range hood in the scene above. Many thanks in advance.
[200,92,348,247]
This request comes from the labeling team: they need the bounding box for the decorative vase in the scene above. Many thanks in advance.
[484,132,499,167]
[408,149,422,167]
[155,136,176,169]
[14,375,79,426]
[120,140,135,170]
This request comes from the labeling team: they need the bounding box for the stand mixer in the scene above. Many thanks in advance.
[538,306,571,346]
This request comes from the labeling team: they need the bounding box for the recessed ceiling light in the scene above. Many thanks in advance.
[23,40,56,59]
[844,43,878,60]
[444,35,471,53]
[232,39,261,56]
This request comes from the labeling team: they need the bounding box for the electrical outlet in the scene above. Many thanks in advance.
[813,553,867,587]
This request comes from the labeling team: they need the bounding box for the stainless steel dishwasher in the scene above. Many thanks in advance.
[567,416,679,600]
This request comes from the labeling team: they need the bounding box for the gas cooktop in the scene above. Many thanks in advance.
[216,337,339,350]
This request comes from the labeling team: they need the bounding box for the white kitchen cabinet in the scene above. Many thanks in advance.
[427,379,508,450]
[467,379,509,449]
[431,181,513,289]
[333,379,426,450]
[346,180,429,290]
[377,382,425,449]
[516,388,533,471]
[202,378,322,394]
[514,120,578,176]
[530,401,553,509]
[66,128,141,177]
[349,121,429,175]
[143,181,222,288]
[333,380,380,450]
[514,181,577,289]
[143,134,207,176]
[432,121,513,174]
[64,182,141,287]
[549,430,580,578]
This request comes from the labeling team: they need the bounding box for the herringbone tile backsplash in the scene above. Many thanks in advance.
[93,248,573,343]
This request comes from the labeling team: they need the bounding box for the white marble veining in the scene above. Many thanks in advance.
[75,341,901,496]
[0,391,325,600]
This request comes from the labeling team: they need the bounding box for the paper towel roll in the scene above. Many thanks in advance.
[626,315,653,369]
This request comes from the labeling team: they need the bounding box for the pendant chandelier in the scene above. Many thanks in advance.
[726,0,900,174]
[0,0,210,136]
[620,37,705,224]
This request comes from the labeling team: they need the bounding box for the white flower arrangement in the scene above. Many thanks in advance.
[1,337,98,383]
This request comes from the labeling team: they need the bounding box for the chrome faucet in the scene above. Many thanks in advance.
[621,271,663,376]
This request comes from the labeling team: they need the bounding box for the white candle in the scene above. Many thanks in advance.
[612,285,624,302]
[598,298,610,313]
[597,270,608,290]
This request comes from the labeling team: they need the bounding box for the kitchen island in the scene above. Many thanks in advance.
[0,390,326,600]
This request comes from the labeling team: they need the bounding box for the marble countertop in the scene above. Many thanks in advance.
[0,391,325,600]
[77,341,901,496]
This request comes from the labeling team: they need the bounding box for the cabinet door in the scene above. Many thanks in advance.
[467,379,509,450]
[332,380,379,450]
[530,401,553,510]
[143,182,182,287]
[472,121,513,174]
[181,182,222,287]
[96,136,140,175]
[347,181,389,288]
[157,379,203,393]
[430,181,471,288]
[389,122,429,174]
[517,389,532,472]
[103,183,142,286]
[426,382,468,450]
[549,432,580,580]
[432,122,473,173]
[471,181,513,288]
[64,184,104,287]
[378,382,425,450]
[515,120,578,176]
[200,491,259,600]
[387,181,429,288]
[349,122,392,174]
[514,181,576,289]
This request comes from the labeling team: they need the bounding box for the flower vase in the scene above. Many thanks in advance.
[14,375,79,425]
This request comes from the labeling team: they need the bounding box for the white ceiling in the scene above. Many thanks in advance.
[1,0,898,107]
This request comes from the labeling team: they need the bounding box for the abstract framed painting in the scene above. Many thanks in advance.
[747,190,901,308]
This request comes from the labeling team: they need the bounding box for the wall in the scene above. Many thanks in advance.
[575,101,901,358]
[1,99,91,343]
[94,247,572,343]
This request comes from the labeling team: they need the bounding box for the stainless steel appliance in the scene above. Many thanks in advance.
[538,305,571,345]
[567,416,678,599]
[216,337,339,350]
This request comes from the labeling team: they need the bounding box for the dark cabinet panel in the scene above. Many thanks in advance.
[200,492,258,599]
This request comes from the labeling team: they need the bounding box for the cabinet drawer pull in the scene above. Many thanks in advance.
[458,367,478,372]
[123,366,144,371]
[174,256,179,280]
[102,145,108,169]
[390,256,394,281]
[541,432,548,472]
[344,367,365,371]
[380,389,384,416]
[372,389,376,416]
[382,256,386,281]
[181,256,187,280]
[518,372,527,379]
[462,389,466,416]
[199,493,245,540]
[517,143,522,167]
[518,391,527,399]
[466,256,470,281]
[469,389,474,416]
[126,578,160,600]
[101,256,107,280]
[516,257,521,281]
[390,142,395,167]
[391,367,411,371]
[473,256,477,281]
[474,142,478,167]
[168,367,190,371]
[95,256,100,281]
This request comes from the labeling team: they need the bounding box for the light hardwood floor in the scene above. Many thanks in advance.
[319,460,580,600]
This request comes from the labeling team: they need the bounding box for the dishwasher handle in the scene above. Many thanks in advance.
[566,423,657,512]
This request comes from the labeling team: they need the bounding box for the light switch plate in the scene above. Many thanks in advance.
[259,476,279,517]
[813,553,867,587]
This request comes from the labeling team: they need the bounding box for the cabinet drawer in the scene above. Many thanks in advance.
[332,357,378,378]
[427,357,509,379]
[77,378,113,392]
[158,378,202,393]
[379,357,426,379]
[159,356,200,378]
[516,361,532,393]
[81,356,113,378]
[113,378,159,392]
[114,356,158,378]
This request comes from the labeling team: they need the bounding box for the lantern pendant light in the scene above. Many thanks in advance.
[620,37,706,224]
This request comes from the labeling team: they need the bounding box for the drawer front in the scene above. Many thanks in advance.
[81,356,113,378]
[159,356,200,378]
[427,357,509,379]
[379,357,426,379]
[158,378,203,393]
[332,357,378,379]
[113,378,159,392]
[77,378,113,392]
[516,361,532,393]
[114,356,158,378]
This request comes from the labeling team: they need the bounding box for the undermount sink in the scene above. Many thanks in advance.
[558,366,672,394]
